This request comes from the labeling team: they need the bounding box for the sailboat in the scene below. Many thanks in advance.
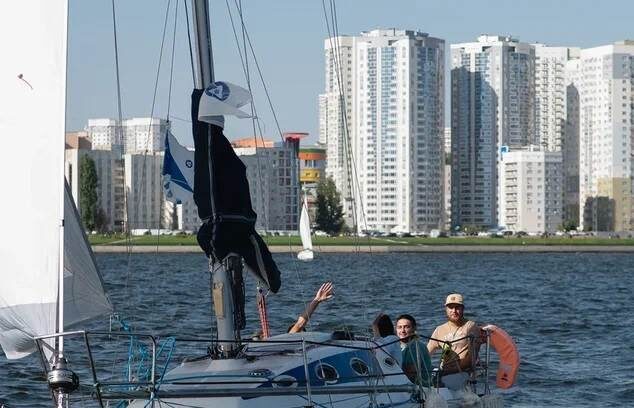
[1,1,515,407]
[297,197,314,261]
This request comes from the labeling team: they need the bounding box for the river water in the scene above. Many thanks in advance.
[1,252,632,407]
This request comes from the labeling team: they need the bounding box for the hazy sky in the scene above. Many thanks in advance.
[67,0,634,146]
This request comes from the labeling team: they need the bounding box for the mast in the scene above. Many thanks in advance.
[190,0,242,357]
[191,0,214,87]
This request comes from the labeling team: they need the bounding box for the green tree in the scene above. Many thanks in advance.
[315,177,344,235]
[79,154,98,231]
[560,219,577,232]
[94,207,109,233]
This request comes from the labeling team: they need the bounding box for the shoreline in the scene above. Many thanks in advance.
[92,244,634,253]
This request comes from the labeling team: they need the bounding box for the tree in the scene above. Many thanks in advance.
[560,219,577,232]
[315,177,344,235]
[79,154,98,231]
[94,207,110,233]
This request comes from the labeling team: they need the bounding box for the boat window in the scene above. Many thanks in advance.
[350,358,369,376]
[315,363,339,384]
[272,375,297,388]
[383,357,396,367]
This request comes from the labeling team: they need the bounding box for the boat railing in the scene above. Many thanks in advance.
[34,330,423,406]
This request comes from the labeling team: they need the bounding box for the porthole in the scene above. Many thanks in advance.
[272,375,297,388]
[350,358,369,376]
[315,363,339,384]
[383,357,396,367]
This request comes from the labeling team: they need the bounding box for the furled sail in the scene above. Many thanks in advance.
[297,200,314,261]
[192,85,281,293]
[0,0,111,360]
[163,131,195,204]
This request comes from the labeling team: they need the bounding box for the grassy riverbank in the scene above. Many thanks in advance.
[89,233,634,247]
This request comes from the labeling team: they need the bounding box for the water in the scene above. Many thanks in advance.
[1,252,632,407]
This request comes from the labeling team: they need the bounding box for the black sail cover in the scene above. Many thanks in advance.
[192,88,281,293]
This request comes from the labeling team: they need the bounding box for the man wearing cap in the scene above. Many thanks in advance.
[427,293,480,375]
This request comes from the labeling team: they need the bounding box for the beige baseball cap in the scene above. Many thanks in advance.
[445,293,464,306]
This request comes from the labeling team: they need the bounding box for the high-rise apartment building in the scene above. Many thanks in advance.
[534,45,581,151]
[124,118,169,154]
[450,35,535,230]
[563,58,582,227]
[85,117,168,155]
[500,147,563,233]
[65,148,119,232]
[319,36,355,226]
[579,41,634,231]
[86,119,122,152]
[321,29,445,233]
[124,152,174,231]
[233,137,300,232]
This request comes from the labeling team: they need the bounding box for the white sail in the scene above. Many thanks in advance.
[63,183,113,329]
[297,200,314,261]
[0,0,111,360]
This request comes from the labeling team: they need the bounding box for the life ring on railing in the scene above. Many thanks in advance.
[482,324,519,389]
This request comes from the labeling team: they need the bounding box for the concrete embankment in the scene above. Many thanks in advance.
[92,245,634,253]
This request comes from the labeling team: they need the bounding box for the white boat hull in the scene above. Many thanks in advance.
[123,332,502,408]
[297,249,314,261]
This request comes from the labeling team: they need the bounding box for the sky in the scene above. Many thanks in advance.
[67,0,634,147]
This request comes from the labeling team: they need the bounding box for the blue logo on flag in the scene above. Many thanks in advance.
[205,81,230,101]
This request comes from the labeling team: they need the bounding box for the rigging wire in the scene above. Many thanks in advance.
[183,0,196,87]
[321,0,368,240]
[110,0,136,315]
[224,0,270,231]
[224,0,312,332]
[129,0,172,259]
[166,0,180,120]
[228,2,285,142]
[320,0,376,334]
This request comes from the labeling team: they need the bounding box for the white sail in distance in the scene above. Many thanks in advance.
[297,199,314,261]
[0,0,111,360]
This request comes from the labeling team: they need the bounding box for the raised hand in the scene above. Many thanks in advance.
[314,281,334,303]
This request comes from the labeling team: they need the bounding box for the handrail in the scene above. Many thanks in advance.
[98,384,419,400]
[33,329,494,405]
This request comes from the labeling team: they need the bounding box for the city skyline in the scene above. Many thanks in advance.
[67,0,633,146]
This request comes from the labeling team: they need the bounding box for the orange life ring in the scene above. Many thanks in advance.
[484,325,519,389]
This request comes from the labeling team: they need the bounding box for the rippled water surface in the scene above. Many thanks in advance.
[1,252,632,407]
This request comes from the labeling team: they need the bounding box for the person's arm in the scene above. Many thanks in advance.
[427,327,440,354]
[288,282,333,333]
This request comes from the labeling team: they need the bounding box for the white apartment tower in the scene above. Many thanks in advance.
[319,36,355,226]
[86,119,122,153]
[450,35,535,230]
[321,29,445,233]
[124,118,169,154]
[500,148,563,233]
[579,41,634,231]
[534,45,581,151]
[86,117,168,155]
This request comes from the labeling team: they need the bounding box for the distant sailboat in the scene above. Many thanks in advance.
[297,198,314,261]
